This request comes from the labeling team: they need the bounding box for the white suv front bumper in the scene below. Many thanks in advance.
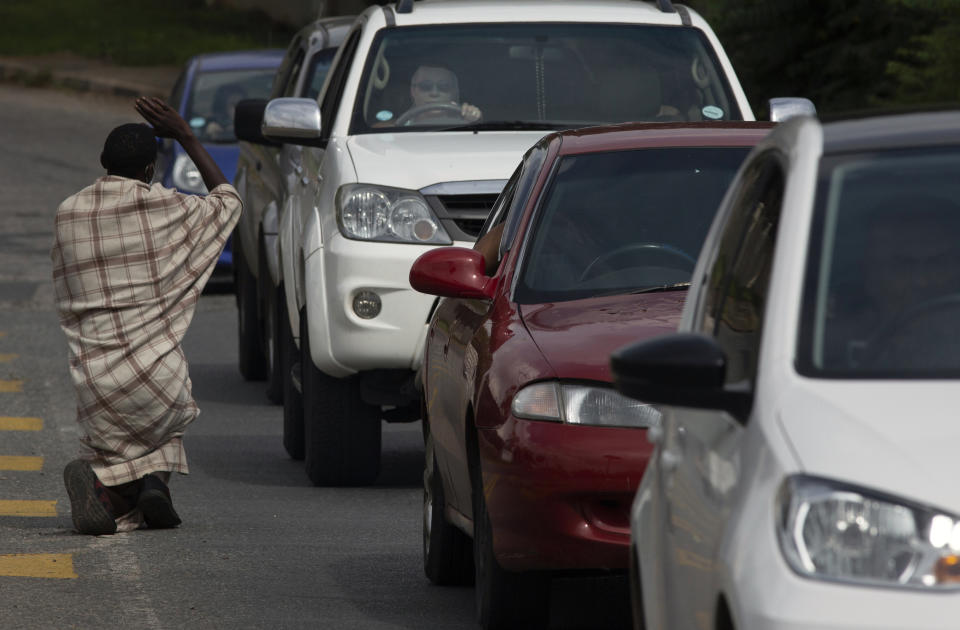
[303,233,472,378]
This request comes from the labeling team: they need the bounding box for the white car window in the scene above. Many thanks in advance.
[800,147,960,376]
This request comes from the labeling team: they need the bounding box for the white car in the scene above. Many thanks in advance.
[232,16,353,403]
[259,0,810,487]
[612,110,960,629]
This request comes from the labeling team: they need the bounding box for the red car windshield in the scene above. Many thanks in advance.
[515,146,750,304]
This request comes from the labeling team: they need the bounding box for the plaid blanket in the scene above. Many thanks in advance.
[51,176,242,486]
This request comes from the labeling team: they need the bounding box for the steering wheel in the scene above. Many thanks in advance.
[395,103,464,126]
[862,293,960,367]
[579,242,696,282]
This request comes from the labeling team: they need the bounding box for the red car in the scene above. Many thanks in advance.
[409,122,773,630]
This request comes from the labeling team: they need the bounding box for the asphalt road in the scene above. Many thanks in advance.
[0,84,629,630]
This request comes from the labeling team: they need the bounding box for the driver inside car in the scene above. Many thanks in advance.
[396,64,482,126]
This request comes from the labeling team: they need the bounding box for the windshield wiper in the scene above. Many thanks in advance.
[438,120,581,132]
[629,282,691,294]
[595,282,691,297]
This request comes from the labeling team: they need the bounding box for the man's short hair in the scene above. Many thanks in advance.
[100,123,157,178]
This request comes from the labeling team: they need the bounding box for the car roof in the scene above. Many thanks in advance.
[823,110,960,155]
[193,49,286,72]
[296,15,356,49]
[384,0,699,27]
[550,121,776,155]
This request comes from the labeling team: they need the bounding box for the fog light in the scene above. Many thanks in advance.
[353,291,382,319]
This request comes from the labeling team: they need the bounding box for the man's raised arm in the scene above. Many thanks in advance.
[134,96,228,191]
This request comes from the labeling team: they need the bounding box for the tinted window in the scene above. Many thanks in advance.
[320,28,362,142]
[798,147,960,378]
[303,48,339,99]
[351,23,741,134]
[501,142,549,258]
[185,68,278,143]
[271,35,303,98]
[516,147,750,304]
[711,160,783,385]
[283,50,306,97]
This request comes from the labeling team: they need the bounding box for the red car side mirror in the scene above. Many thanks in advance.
[409,247,496,300]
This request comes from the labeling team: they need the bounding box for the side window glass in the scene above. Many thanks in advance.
[319,28,362,141]
[712,158,785,384]
[271,35,302,98]
[168,71,186,109]
[500,143,549,258]
[477,165,521,240]
[283,50,306,97]
[698,156,772,333]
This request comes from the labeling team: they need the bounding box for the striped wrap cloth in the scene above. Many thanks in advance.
[51,176,242,486]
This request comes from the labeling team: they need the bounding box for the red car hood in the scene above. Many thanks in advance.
[519,292,685,381]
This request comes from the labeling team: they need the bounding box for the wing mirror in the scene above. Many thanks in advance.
[409,247,497,300]
[234,98,280,146]
[610,333,752,423]
[261,97,324,146]
[768,97,817,122]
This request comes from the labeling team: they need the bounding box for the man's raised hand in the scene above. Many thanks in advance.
[135,97,192,141]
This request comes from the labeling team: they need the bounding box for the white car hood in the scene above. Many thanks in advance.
[346,131,548,190]
[777,380,960,512]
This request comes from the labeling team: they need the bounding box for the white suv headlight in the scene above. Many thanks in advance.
[511,381,661,428]
[777,475,960,589]
[336,184,451,245]
[172,153,207,194]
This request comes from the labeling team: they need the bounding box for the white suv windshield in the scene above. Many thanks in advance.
[351,23,741,133]
[800,147,960,377]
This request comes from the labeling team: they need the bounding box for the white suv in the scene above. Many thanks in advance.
[259,0,783,486]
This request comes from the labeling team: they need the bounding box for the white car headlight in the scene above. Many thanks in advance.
[511,381,661,428]
[777,475,960,589]
[172,153,207,194]
[336,184,451,245]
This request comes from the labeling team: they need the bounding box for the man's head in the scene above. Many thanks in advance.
[410,65,459,107]
[100,123,157,182]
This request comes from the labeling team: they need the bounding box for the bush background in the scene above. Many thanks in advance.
[1,0,956,116]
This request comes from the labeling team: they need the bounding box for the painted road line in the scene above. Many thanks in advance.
[0,417,43,431]
[0,554,77,579]
[0,380,24,393]
[0,500,57,517]
[0,456,43,471]
[0,353,17,363]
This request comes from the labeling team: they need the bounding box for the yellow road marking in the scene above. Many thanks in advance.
[0,554,77,579]
[0,353,17,363]
[0,380,23,393]
[0,417,43,431]
[0,456,43,471]
[0,500,57,517]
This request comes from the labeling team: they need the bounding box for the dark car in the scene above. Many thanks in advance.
[156,49,285,274]
[409,121,773,630]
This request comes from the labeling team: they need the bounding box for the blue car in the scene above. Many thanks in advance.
[156,49,285,275]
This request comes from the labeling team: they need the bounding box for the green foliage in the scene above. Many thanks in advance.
[0,0,295,66]
[886,1,960,104]
[686,0,959,115]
